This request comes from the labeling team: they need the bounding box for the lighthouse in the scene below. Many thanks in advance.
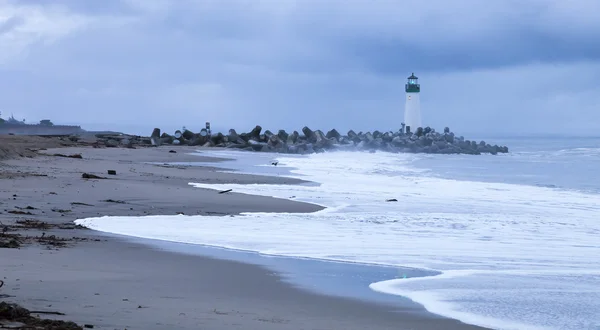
[404,72,421,133]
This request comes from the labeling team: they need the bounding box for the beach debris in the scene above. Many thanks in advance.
[81,173,106,179]
[386,198,398,202]
[107,170,117,175]
[0,301,83,330]
[37,234,69,248]
[7,210,33,215]
[0,220,89,249]
[51,208,72,213]
[169,150,177,153]
[71,202,93,206]
[218,189,233,194]
[213,308,229,315]
[0,279,10,299]
[271,161,278,166]
[0,238,20,248]
[52,153,83,159]
[15,206,36,210]
[28,310,66,316]
[15,219,51,230]
[103,199,126,204]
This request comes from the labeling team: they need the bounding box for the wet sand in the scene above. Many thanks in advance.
[1,143,489,329]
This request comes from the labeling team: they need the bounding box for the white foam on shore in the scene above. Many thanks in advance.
[75,150,600,330]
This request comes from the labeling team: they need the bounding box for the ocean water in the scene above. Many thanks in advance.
[75,137,600,330]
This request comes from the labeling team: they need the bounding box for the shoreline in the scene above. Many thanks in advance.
[1,140,489,329]
[90,231,437,306]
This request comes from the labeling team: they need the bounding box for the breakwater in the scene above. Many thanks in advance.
[147,126,508,155]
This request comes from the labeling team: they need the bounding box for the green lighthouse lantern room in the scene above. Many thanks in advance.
[405,73,420,93]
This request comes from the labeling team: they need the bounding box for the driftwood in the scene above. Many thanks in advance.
[81,173,106,179]
[52,153,82,159]
[218,189,233,194]
[7,211,33,215]
[103,199,125,204]
[27,311,65,316]
[70,202,93,206]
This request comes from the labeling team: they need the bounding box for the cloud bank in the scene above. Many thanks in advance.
[1,0,599,136]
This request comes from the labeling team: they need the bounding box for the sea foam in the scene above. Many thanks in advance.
[75,149,600,330]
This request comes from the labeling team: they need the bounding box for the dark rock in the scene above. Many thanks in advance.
[288,131,299,144]
[391,136,405,146]
[277,129,289,142]
[228,129,239,141]
[302,126,317,143]
[415,127,424,137]
[348,130,361,144]
[160,135,174,144]
[182,129,195,140]
[211,132,225,145]
[382,132,393,142]
[313,130,332,149]
[249,125,262,139]
[239,133,250,142]
[326,129,341,140]
[268,134,283,148]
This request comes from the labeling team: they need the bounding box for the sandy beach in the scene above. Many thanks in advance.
[1,136,489,329]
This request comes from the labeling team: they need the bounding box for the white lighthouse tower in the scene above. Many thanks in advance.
[403,72,421,133]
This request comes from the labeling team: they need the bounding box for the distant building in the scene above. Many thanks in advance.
[0,114,82,135]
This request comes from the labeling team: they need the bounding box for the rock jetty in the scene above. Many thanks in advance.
[146,126,508,155]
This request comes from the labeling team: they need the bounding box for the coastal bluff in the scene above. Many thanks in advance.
[146,126,509,155]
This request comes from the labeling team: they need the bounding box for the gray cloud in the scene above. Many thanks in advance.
[0,0,599,137]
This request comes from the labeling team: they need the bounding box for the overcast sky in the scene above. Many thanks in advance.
[1,0,599,137]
